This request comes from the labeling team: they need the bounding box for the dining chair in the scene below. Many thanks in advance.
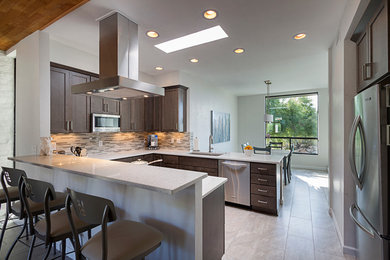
[269,142,283,149]
[253,146,271,154]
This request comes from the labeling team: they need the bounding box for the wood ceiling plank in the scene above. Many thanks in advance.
[0,0,89,51]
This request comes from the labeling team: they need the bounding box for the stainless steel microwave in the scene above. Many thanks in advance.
[92,114,120,132]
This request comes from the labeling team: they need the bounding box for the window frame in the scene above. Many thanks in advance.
[264,92,319,155]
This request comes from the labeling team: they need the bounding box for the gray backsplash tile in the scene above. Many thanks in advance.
[51,132,192,154]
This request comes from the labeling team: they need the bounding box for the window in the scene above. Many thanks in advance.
[265,93,319,155]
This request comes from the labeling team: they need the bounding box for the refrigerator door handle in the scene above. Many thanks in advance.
[348,115,365,189]
[350,203,378,239]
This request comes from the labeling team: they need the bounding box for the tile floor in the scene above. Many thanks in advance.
[223,169,356,260]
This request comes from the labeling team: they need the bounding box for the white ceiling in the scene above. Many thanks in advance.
[44,0,347,96]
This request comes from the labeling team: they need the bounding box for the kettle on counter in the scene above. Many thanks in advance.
[70,146,83,157]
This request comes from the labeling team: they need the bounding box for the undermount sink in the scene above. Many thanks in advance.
[189,151,224,156]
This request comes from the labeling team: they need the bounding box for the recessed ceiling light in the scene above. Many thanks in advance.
[144,95,149,98]
[155,25,228,53]
[190,58,199,63]
[155,66,163,71]
[234,48,245,54]
[293,33,306,40]
[203,10,217,20]
[146,30,159,38]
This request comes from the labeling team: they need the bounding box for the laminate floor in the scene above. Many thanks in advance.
[223,169,356,260]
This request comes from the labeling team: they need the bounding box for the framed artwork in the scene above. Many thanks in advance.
[211,111,230,143]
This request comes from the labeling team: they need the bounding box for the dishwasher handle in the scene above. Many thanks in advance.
[221,161,248,167]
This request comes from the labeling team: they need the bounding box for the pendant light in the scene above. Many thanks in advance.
[264,80,274,123]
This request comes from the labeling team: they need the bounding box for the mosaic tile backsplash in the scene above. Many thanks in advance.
[51,132,192,155]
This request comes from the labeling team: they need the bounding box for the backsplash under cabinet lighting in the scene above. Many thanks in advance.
[51,132,192,155]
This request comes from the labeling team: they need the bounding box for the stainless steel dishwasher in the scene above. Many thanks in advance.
[219,160,250,206]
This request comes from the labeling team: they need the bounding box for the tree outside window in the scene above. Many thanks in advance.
[265,93,319,154]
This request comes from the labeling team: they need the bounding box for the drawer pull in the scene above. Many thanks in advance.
[258,167,268,171]
[258,178,267,182]
[257,200,268,204]
[258,189,268,193]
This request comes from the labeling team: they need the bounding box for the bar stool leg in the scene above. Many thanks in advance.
[27,234,36,260]
[5,217,27,260]
[61,239,66,260]
[0,212,9,252]
[43,242,52,260]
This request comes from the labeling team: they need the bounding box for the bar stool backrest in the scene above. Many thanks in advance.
[253,146,271,154]
[66,189,117,225]
[20,177,56,237]
[66,189,117,260]
[1,167,27,215]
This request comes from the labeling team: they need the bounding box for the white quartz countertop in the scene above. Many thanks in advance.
[202,176,227,199]
[9,155,209,195]
[88,149,287,164]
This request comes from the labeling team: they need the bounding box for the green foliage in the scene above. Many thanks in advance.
[266,95,318,138]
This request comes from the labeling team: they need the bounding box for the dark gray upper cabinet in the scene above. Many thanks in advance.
[144,96,162,132]
[120,100,131,131]
[353,0,389,92]
[91,96,120,115]
[50,64,93,134]
[162,85,187,132]
[129,97,145,131]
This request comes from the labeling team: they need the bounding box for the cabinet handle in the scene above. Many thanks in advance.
[362,63,372,81]
[257,200,268,204]
[258,167,268,171]
[258,178,267,182]
[70,121,73,131]
[258,189,268,193]
[66,121,69,131]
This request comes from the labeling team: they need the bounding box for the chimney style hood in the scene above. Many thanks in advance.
[71,11,164,98]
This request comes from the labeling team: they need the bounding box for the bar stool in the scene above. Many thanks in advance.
[66,189,164,260]
[20,177,97,260]
[253,146,271,154]
[0,181,20,251]
[0,167,66,259]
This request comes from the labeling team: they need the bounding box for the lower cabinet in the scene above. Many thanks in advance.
[179,156,218,176]
[250,163,279,215]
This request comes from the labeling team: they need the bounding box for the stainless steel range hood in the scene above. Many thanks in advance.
[71,11,164,98]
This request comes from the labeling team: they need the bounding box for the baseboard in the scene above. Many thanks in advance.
[329,208,357,257]
[292,165,329,171]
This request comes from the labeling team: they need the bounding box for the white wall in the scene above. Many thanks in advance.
[180,72,238,153]
[328,0,371,254]
[237,88,329,170]
[0,53,14,167]
[15,31,51,156]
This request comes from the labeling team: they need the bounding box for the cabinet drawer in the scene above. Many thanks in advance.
[250,163,276,175]
[180,156,218,169]
[251,194,276,210]
[250,174,276,187]
[251,184,276,198]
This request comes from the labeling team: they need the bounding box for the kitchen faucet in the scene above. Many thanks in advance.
[209,135,214,153]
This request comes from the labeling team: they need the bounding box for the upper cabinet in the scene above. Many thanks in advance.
[162,85,187,132]
[91,96,119,115]
[50,65,92,133]
[352,0,389,92]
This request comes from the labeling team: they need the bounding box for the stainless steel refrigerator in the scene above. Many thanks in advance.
[349,85,389,260]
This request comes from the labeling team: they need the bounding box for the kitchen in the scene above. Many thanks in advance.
[0,0,389,259]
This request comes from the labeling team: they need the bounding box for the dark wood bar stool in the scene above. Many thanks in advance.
[20,177,97,260]
[0,167,66,259]
[66,189,163,260]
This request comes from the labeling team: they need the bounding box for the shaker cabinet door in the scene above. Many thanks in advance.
[69,72,91,133]
[50,67,68,133]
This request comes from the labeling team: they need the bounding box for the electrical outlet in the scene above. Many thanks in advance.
[177,138,181,144]
[99,141,103,147]
[170,138,175,144]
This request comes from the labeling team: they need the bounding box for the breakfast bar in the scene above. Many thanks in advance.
[10,155,226,260]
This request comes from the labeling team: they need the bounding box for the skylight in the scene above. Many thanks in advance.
[155,25,228,53]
